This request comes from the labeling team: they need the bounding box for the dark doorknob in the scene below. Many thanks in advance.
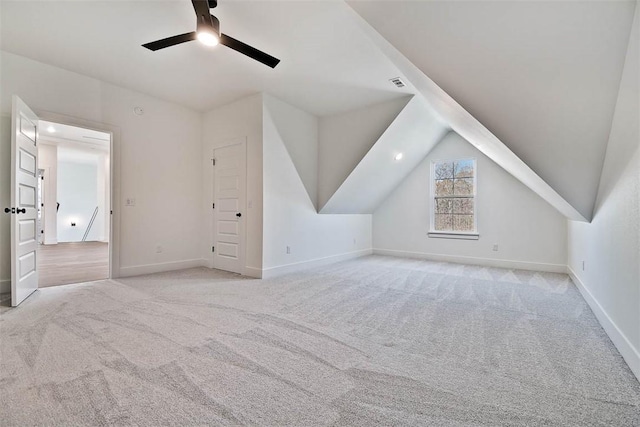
[236,213,242,217]
[16,208,26,214]
[4,207,14,214]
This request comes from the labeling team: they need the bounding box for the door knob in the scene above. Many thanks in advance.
[16,208,26,214]
[236,212,242,217]
[3,207,14,214]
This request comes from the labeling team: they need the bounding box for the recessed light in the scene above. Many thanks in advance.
[46,126,56,133]
[394,153,403,161]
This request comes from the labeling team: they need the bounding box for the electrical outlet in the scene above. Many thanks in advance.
[286,246,291,254]
[492,244,499,251]
[156,245,163,254]
[125,197,136,206]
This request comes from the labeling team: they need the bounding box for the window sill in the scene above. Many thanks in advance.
[428,231,479,240]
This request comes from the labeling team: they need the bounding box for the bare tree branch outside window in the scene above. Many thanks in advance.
[433,159,476,232]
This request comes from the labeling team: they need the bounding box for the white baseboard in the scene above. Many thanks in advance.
[261,249,373,279]
[0,279,9,294]
[567,266,640,382]
[244,266,262,279]
[119,258,208,278]
[373,248,567,273]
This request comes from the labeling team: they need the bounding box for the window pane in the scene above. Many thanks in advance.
[435,162,454,179]
[436,198,453,214]
[453,178,474,196]
[435,213,453,231]
[432,159,476,234]
[453,198,474,214]
[454,215,474,231]
[454,160,474,178]
[435,179,453,196]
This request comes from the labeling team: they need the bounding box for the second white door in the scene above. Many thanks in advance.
[213,141,246,274]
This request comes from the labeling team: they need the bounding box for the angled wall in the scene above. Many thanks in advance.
[347,6,587,222]
[318,96,412,209]
[263,96,372,277]
[349,1,635,221]
[264,95,319,210]
[373,132,568,271]
[320,96,447,214]
[567,1,639,380]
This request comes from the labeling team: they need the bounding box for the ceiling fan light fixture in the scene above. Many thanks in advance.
[197,28,219,46]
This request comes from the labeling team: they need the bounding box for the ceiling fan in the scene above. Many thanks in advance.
[142,0,280,68]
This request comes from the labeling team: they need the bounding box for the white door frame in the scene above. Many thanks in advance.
[35,110,121,279]
[211,137,247,275]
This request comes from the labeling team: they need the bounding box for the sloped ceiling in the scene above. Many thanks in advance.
[2,0,629,220]
[264,94,319,209]
[320,96,447,214]
[348,0,636,220]
[318,96,413,209]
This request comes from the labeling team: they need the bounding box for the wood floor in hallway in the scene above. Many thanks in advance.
[38,242,109,287]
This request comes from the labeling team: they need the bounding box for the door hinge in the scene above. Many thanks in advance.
[212,203,215,209]
[41,176,44,180]
[212,246,215,253]
[110,210,113,214]
[212,158,216,166]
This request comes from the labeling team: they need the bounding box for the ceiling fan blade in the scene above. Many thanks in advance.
[142,32,197,51]
[220,34,280,68]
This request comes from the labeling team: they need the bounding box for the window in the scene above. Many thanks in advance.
[430,158,477,237]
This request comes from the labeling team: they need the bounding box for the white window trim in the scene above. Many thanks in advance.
[429,157,478,239]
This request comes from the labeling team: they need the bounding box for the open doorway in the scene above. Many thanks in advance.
[37,120,111,287]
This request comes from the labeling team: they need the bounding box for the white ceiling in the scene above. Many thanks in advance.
[348,0,636,219]
[39,120,110,147]
[39,120,110,165]
[2,0,635,219]
[0,0,411,115]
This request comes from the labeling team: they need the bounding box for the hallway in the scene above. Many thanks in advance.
[38,242,109,287]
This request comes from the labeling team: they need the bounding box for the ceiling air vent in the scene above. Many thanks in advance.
[389,77,406,88]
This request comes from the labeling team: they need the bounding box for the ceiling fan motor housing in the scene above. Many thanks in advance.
[198,13,220,37]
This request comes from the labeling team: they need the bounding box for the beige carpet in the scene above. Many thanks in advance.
[1,255,639,426]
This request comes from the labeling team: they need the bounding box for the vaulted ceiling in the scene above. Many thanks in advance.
[348,0,636,219]
[1,1,636,220]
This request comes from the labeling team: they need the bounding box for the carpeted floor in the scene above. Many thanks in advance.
[1,255,639,426]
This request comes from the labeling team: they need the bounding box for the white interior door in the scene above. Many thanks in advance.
[213,141,246,274]
[10,96,39,306]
